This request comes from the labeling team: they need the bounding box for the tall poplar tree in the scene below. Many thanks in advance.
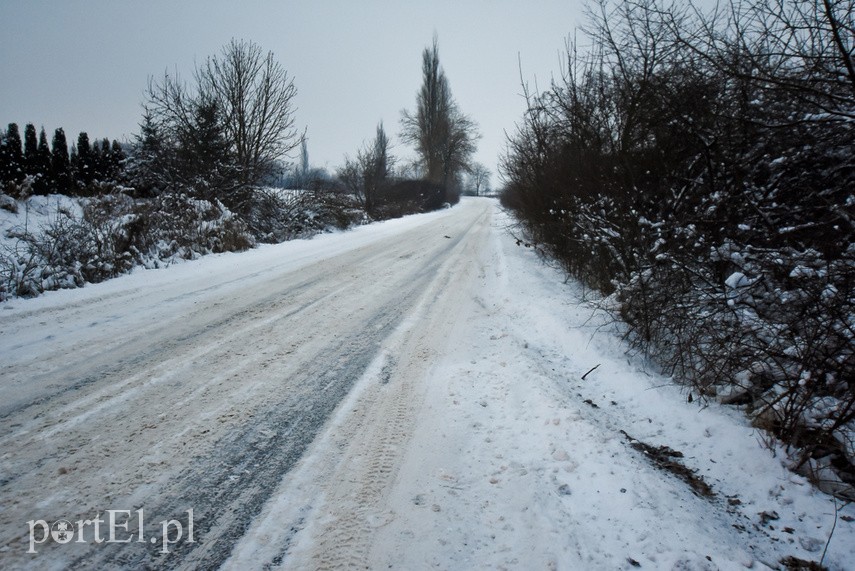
[400,37,479,201]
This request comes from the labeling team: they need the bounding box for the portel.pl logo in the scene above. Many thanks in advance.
[27,509,194,554]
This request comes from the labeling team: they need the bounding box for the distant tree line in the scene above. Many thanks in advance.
[0,123,124,197]
[2,36,481,221]
[1,36,482,301]
[129,36,479,225]
[502,0,854,497]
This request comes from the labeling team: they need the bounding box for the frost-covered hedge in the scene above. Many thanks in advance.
[0,192,255,299]
[501,0,855,496]
[0,185,369,301]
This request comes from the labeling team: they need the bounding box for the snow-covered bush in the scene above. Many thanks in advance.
[0,192,255,300]
[134,193,255,262]
[501,0,855,495]
[246,188,363,243]
[1,197,134,296]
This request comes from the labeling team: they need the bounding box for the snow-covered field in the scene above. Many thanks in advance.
[1,198,853,569]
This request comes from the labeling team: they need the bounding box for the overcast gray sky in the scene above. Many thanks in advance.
[0,0,584,183]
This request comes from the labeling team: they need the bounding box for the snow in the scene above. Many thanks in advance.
[225,203,855,570]
[0,194,79,241]
[0,197,449,318]
[789,265,817,279]
[725,271,750,289]
[2,199,853,569]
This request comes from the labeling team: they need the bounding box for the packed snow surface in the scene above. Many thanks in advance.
[1,198,853,570]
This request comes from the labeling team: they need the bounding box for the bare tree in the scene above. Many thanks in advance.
[338,122,393,214]
[198,39,302,186]
[337,157,362,201]
[143,39,301,213]
[401,37,447,185]
[365,122,392,208]
[401,37,479,201]
[466,162,491,196]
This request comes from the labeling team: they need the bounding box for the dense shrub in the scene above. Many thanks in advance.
[0,192,255,299]
[374,180,448,219]
[0,183,375,301]
[501,0,855,496]
[247,188,364,243]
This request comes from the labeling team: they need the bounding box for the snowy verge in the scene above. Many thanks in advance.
[232,203,855,570]
[4,199,852,569]
[367,208,855,569]
[0,194,453,314]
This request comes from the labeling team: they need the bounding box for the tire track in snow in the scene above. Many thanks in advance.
[227,204,493,570]
[69,310,403,570]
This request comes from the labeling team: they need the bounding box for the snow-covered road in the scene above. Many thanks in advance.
[2,198,853,570]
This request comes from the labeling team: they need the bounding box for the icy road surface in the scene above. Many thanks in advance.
[2,198,854,570]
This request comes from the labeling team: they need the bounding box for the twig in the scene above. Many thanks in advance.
[820,497,846,567]
[581,364,601,380]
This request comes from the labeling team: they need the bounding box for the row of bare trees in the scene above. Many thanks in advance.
[502,0,854,496]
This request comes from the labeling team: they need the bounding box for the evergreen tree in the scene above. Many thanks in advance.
[110,140,125,180]
[24,123,38,176]
[69,145,79,192]
[98,138,111,180]
[0,127,8,187]
[35,128,52,195]
[128,110,169,196]
[4,123,24,184]
[176,98,234,200]
[91,138,104,181]
[51,128,72,194]
[75,132,93,187]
